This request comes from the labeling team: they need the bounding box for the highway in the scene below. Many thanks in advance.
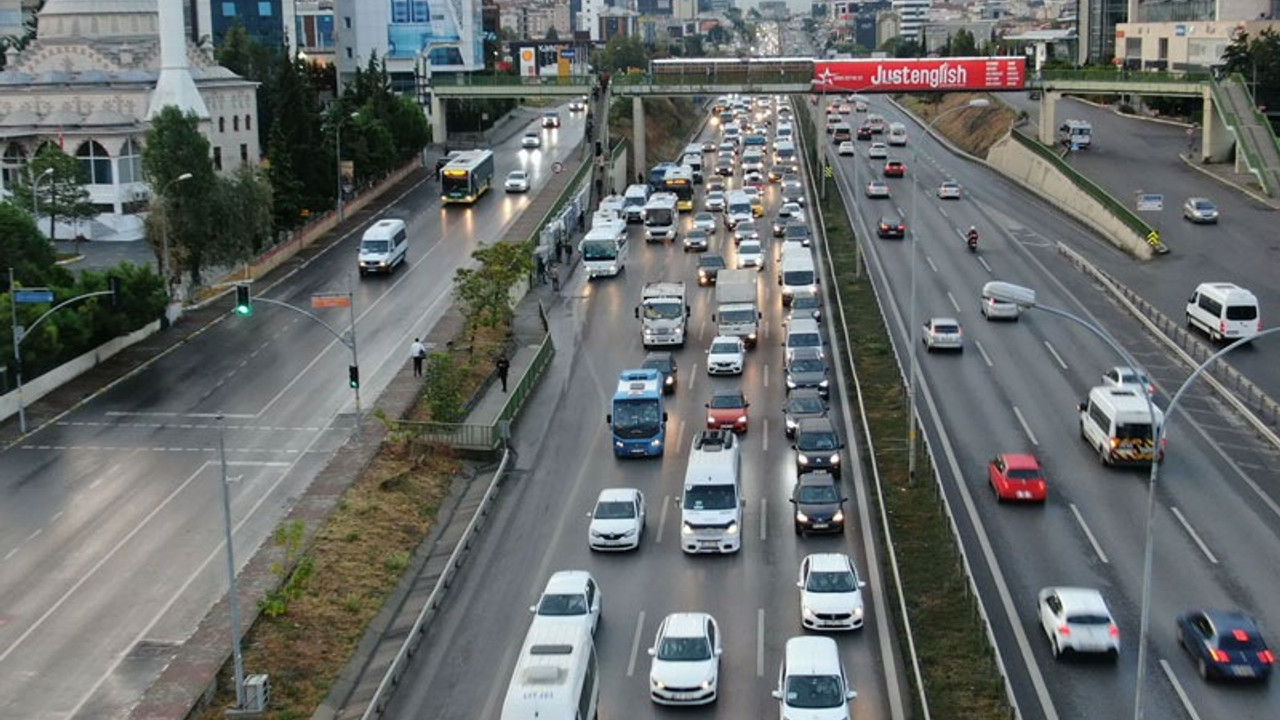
[1002,91,1280,392]
[0,105,588,720]
[833,94,1280,720]
[385,105,902,720]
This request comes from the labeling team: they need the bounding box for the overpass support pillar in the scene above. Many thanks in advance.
[1038,91,1061,146]
[430,94,447,145]
[632,97,646,183]
[1200,85,1233,164]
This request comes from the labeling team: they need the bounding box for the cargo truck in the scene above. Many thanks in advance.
[712,269,761,348]
[635,281,689,347]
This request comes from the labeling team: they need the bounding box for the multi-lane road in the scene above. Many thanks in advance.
[834,94,1280,720]
[0,107,589,720]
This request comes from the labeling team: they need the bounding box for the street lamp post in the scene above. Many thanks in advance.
[906,98,989,485]
[159,172,193,297]
[30,166,53,223]
[216,412,249,710]
[335,111,359,223]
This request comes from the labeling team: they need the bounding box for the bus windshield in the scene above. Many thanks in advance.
[581,240,619,260]
[612,398,662,438]
[645,208,675,226]
[441,171,471,196]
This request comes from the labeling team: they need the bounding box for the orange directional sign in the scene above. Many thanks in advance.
[310,293,351,308]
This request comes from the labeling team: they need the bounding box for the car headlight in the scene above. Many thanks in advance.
[852,606,863,618]
[786,416,798,429]
[707,414,717,425]
[725,521,739,535]
[682,522,694,535]
[736,415,747,424]
[622,527,637,537]
[829,453,841,464]
[795,510,809,522]
[665,376,674,385]
[819,379,829,388]
[701,679,713,690]
[652,678,664,689]
[650,438,663,447]
[832,509,844,522]
[614,440,624,448]
[786,376,796,388]
[798,453,811,465]
[802,605,815,618]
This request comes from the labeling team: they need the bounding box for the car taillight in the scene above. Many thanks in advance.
[1259,650,1275,664]
[1210,648,1230,663]
[1109,437,1120,449]
[1057,625,1071,636]
[1219,320,1226,334]
[1108,624,1120,638]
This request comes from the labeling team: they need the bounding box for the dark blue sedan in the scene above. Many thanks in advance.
[1177,609,1274,682]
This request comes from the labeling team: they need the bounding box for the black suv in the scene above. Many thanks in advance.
[641,351,678,394]
[697,254,726,286]
[790,471,846,535]
[793,417,844,477]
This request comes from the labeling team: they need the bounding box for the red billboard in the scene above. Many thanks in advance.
[813,57,1026,93]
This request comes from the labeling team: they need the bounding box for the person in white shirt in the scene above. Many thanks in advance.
[410,338,427,377]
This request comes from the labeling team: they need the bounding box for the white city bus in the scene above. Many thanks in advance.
[501,620,599,720]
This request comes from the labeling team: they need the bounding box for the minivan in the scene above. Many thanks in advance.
[784,317,824,363]
[779,254,817,305]
[772,636,856,719]
[1078,386,1165,467]
[888,122,908,146]
[1185,282,1260,343]
[358,218,408,276]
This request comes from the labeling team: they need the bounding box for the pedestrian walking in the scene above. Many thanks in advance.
[410,337,427,377]
[549,264,561,292]
[535,253,546,284]
[496,354,510,392]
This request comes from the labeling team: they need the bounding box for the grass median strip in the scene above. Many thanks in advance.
[806,106,1010,718]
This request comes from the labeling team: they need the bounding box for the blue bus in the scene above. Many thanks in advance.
[606,369,667,457]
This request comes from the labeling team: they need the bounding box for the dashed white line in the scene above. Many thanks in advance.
[25,529,42,542]
[51,511,63,522]
[1068,503,1110,564]
[3,548,16,561]
[757,608,766,676]
[688,365,698,393]
[760,499,768,541]
[925,256,938,273]
[656,496,670,543]
[974,340,994,368]
[946,291,960,313]
[1012,405,1039,446]
[763,364,769,388]
[1161,659,1203,720]
[762,419,769,452]
[1170,507,1219,564]
[627,611,646,677]
[88,478,102,490]
[1042,341,1068,370]
[977,256,993,274]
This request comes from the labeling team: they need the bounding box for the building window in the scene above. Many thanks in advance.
[233,116,240,131]
[75,141,113,184]
[213,146,223,171]
[241,143,249,163]
[246,115,252,131]
[1,142,27,190]
[258,1,272,15]
[117,138,143,184]
[346,47,353,59]
[222,2,235,16]
[219,117,225,132]
[344,16,351,29]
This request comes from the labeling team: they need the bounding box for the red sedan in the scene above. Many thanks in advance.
[988,453,1047,503]
[706,389,750,433]
[884,160,906,177]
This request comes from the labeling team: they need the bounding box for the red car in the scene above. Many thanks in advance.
[706,389,750,433]
[884,160,906,177]
[988,453,1048,503]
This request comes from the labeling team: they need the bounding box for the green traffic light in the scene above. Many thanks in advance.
[234,284,253,316]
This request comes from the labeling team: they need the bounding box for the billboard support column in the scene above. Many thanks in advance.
[632,96,646,183]
[430,94,448,145]
[1038,91,1059,146]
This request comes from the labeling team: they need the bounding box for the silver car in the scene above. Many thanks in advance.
[922,317,963,352]
[692,212,718,233]
[1182,197,1219,224]
[704,191,726,212]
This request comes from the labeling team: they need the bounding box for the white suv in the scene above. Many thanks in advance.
[1037,586,1120,660]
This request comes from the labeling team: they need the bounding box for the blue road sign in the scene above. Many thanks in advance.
[13,289,54,304]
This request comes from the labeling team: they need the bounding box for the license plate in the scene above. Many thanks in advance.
[811,523,828,529]
[1016,491,1030,499]
[699,540,719,548]
[1233,666,1256,677]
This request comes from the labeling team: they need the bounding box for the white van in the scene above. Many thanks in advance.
[771,636,856,719]
[725,190,753,230]
[622,184,650,223]
[888,122,908,146]
[779,254,817,305]
[681,430,743,554]
[1078,386,1165,466]
[774,140,797,166]
[358,218,408,276]
[1185,282,1260,343]
[500,620,598,720]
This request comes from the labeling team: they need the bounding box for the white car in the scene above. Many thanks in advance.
[922,317,963,352]
[1037,586,1120,660]
[648,612,722,705]
[798,553,867,631]
[504,170,530,193]
[521,132,541,149]
[737,240,764,269]
[588,488,645,551]
[937,180,962,199]
[706,335,746,375]
[1101,366,1155,396]
[867,142,888,159]
[704,191,726,212]
[692,212,718,233]
[865,180,890,198]
[531,570,601,634]
[837,141,855,156]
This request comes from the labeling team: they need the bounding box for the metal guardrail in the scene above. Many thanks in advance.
[1211,78,1273,197]
[1223,74,1279,197]
[358,449,512,720]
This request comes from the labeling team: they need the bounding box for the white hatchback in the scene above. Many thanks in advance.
[648,612,722,705]
[531,570,601,634]
[867,142,888,159]
[737,240,764,269]
[798,553,867,631]
[1037,586,1120,660]
[588,488,645,551]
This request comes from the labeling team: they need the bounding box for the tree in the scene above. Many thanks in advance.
[0,203,69,293]
[600,34,648,73]
[948,29,978,57]
[141,107,219,291]
[7,145,96,243]
[1220,29,1280,109]
[452,241,534,351]
[546,27,559,41]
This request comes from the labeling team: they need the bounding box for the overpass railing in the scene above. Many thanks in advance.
[611,70,814,87]
[1036,68,1212,84]
[429,72,595,88]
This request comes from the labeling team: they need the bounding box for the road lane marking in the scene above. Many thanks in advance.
[757,608,766,677]
[3,548,16,561]
[762,418,769,452]
[1012,405,1039,446]
[627,611,646,677]
[974,340,994,368]
[688,365,698,393]
[763,363,769,388]
[1068,504,1109,564]
[103,412,256,419]
[1170,507,1218,564]
[978,256,993,274]
[925,256,938,273]
[25,529,41,542]
[1161,659,1204,720]
[1042,341,1068,370]
[656,496,670,543]
[760,499,768,541]
[946,291,960,313]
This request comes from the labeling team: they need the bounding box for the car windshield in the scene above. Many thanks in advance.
[1194,200,1216,210]
[798,484,839,504]
[695,214,713,223]
[791,358,825,373]
[611,398,662,438]
[361,240,389,253]
[1226,305,1258,320]
[710,341,740,355]
[581,240,617,260]
[657,636,711,661]
[701,256,726,269]
[1218,632,1265,651]
[643,303,683,320]
[785,226,810,239]
[594,500,636,519]
[784,675,844,708]
[508,172,526,180]
[538,593,587,616]
[798,430,839,451]
[738,222,757,233]
[720,308,755,323]
[741,243,762,254]
[1006,469,1042,480]
[684,484,737,510]
[806,569,856,592]
[789,333,820,348]
[788,395,825,414]
[932,324,960,334]
[642,359,672,373]
[1115,423,1153,441]
[792,296,820,310]
[1114,370,1149,385]
[687,230,708,240]
[783,270,814,286]
[709,394,744,409]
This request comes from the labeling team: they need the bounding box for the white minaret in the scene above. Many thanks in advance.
[148,0,209,119]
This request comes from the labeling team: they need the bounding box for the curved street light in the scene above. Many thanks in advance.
[32,166,54,232]
[159,172,194,296]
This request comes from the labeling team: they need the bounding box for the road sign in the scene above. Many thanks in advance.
[13,285,54,302]
[561,47,576,59]
[1136,193,1163,211]
[824,164,834,178]
[311,293,351,309]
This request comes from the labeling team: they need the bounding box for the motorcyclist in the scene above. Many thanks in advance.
[966,226,979,249]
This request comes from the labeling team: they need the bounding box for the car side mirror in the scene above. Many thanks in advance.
[791,443,797,450]
[796,580,804,588]
[859,580,867,588]
[634,307,640,319]
[686,306,691,318]
[771,690,782,700]
[841,497,849,503]
[647,647,656,656]
[715,647,723,656]
[705,403,710,408]
[662,412,669,422]
[606,413,612,424]
[529,605,537,613]
[789,498,797,504]
[847,690,858,700]
[838,443,846,450]
[1076,402,1087,412]
[712,314,718,322]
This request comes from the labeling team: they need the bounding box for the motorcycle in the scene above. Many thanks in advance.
[966,230,979,253]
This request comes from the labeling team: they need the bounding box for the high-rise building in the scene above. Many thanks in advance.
[333,0,485,94]
[198,0,290,50]
[891,0,930,42]
[1077,0,1127,63]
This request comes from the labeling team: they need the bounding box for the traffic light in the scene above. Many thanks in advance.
[348,365,360,389]
[108,276,121,309]
[234,284,253,316]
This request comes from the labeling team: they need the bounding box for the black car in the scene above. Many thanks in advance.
[793,417,843,477]
[1177,609,1274,682]
[641,351,678,394]
[697,254,727,286]
[786,347,830,398]
[784,389,827,438]
[856,125,873,141]
[877,216,906,239]
[790,471,846,534]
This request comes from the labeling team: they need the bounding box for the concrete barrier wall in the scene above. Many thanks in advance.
[0,320,162,422]
[986,136,1154,260]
